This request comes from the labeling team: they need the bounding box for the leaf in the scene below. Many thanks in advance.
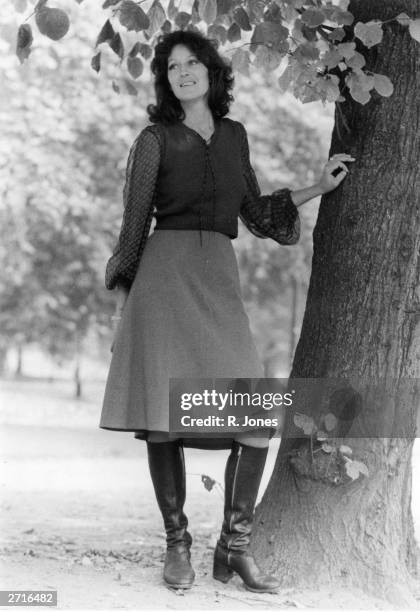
[186,24,200,34]
[351,69,375,91]
[147,0,166,36]
[349,83,371,105]
[282,4,299,22]
[355,460,369,477]
[207,24,227,45]
[191,0,200,25]
[294,41,319,61]
[35,7,70,41]
[129,42,140,57]
[339,445,352,456]
[91,51,101,72]
[253,46,283,71]
[321,443,334,453]
[250,22,289,54]
[322,48,342,69]
[354,21,383,48]
[231,47,250,76]
[344,458,369,480]
[167,0,177,20]
[293,413,316,436]
[344,458,360,480]
[373,73,394,97]
[227,22,241,43]
[95,19,115,46]
[161,19,172,33]
[16,23,33,64]
[322,74,340,102]
[301,8,325,28]
[139,43,152,59]
[331,8,353,26]
[409,18,420,42]
[198,0,217,24]
[175,12,190,29]
[103,0,120,7]
[217,0,231,16]
[328,27,345,42]
[323,413,337,432]
[300,86,319,104]
[112,80,120,93]
[302,24,317,41]
[337,42,356,59]
[345,51,365,70]
[109,33,124,60]
[119,0,150,32]
[233,7,251,31]
[395,13,411,27]
[201,474,216,492]
[127,56,143,78]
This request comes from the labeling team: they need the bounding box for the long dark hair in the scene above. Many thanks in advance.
[147,30,234,124]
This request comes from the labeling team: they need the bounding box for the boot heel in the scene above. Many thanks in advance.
[213,559,234,583]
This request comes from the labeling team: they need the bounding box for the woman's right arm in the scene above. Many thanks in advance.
[105,126,161,293]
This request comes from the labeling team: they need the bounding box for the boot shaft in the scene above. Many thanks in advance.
[147,440,191,549]
[223,441,268,531]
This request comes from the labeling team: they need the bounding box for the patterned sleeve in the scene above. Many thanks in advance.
[237,122,300,245]
[105,127,161,291]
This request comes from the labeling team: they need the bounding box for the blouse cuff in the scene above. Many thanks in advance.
[271,188,299,228]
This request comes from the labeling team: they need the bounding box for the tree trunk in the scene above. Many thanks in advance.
[254,0,420,605]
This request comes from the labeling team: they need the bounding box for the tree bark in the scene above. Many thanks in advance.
[253,0,420,605]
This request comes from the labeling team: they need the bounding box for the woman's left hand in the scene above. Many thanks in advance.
[318,153,356,194]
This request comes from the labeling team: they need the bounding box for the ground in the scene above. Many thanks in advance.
[0,376,419,610]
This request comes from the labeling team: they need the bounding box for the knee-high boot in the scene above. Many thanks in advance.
[213,441,280,593]
[147,440,195,589]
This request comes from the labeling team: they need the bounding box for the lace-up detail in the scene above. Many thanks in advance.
[197,143,217,247]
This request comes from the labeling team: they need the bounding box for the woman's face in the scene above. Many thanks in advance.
[167,44,210,103]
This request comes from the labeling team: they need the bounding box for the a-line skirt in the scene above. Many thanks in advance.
[99,229,267,450]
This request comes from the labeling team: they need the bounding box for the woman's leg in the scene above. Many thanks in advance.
[146,435,195,589]
[213,437,280,593]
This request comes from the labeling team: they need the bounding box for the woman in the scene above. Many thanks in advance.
[99,30,354,593]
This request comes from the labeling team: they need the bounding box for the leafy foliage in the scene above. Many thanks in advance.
[13,0,420,107]
[0,13,154,363]
[293,408,369,483]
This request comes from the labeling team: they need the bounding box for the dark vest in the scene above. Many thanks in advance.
[153,118,246,243]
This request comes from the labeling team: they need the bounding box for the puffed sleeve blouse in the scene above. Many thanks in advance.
[105,118,300,291]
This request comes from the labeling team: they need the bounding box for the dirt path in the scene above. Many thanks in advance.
[1,379,419,609]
